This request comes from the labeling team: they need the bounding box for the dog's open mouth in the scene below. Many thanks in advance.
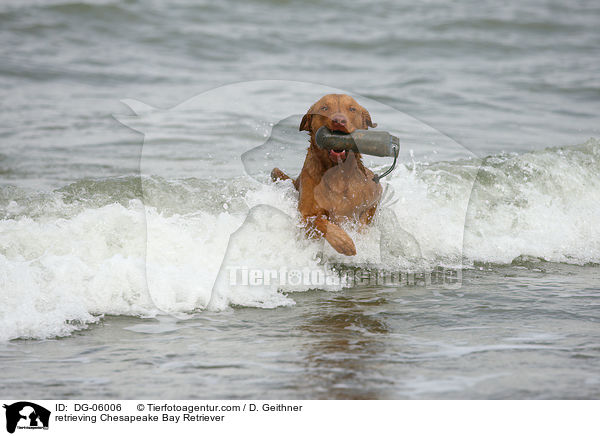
[328,149,347,162]
[328,129,349,162]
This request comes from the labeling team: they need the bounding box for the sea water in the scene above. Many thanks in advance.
[0,0,599,399]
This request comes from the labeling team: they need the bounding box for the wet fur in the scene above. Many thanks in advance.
[271,94,382,256]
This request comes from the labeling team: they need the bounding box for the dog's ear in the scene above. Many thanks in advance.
[299,113,312,132]
[362,108,377,129]
[299,105,314,132]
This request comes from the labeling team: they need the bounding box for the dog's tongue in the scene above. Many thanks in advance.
[329,150,347,161]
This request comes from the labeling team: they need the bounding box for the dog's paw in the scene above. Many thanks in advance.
[325,222,357,256]
[270,167,290,182]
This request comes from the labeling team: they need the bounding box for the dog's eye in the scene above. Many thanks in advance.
[349,107,356,112]
[320,106,328,111]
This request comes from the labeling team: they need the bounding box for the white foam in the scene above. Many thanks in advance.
[1,140,599,340]
[0,202,154,341]
[463,139,600,264]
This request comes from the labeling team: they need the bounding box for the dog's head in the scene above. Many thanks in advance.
[300,94,376,164]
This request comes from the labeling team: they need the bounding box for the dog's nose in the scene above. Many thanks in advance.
[331,115,347,126]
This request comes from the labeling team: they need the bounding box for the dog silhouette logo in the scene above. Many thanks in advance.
[3,402,50,433]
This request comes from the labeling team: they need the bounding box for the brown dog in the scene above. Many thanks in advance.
[271,94,382,256]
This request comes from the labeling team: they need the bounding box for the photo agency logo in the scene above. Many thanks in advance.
[115,81,479,313]
[227,265,462,289]
[3,402,50,433]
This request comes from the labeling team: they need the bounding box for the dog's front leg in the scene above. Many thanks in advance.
[312,216,356,256]
[271,167,291,182]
